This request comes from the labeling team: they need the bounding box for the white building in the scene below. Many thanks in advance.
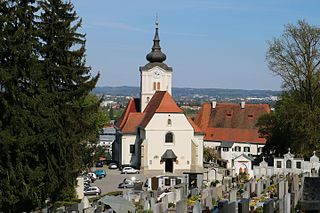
[113,20,204,173]
[195,101,270,170]
[254,150,320,178]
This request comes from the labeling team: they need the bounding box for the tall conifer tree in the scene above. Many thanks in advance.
[38,0,99,202]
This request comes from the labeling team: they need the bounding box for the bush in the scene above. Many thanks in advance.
[168,202,175,208]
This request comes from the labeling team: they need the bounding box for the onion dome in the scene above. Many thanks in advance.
[146,17,166,63]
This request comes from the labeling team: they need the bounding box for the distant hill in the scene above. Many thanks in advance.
[93,86,281,100]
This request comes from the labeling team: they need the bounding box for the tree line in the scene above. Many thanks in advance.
[0,0,106,211]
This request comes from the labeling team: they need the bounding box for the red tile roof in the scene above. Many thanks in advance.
[187,117,203,134]
[204,128,265,144]
[121,112,144,133]
[116,91,200,133]
[140,91,182,128]
[115,98,140,130]
[195,102,270,143]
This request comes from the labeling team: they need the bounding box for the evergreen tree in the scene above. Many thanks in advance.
[0,1,47,211]
[0,0,101,211]
[37,0,99,202]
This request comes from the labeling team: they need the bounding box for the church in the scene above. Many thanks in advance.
[113,20,204,173]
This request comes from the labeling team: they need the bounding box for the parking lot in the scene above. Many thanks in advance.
[90,166,148,194]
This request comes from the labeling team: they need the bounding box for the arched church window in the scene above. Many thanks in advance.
[165,132,174,143]
[167,119,172,126]
[153,82,156,90]
[157,82,160,90]
[286,160,292,169]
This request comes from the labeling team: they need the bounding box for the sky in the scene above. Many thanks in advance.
[73,0,320,90]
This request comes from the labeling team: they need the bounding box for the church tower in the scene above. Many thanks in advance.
[140,18,172,112]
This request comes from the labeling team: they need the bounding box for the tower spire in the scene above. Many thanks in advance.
[146,16,166,63]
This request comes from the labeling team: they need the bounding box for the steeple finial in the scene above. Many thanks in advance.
[146,15,166,63]
[156,13,159,29]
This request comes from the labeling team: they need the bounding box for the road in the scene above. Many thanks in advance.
[90,166,148,195]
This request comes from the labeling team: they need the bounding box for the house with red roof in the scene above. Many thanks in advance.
[194,101,270,175]
[113,20,204,173]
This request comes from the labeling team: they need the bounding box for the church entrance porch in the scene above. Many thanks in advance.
[165,159,173,173]
[161,149,177,173]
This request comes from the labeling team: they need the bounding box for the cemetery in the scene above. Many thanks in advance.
[47,151,320,213]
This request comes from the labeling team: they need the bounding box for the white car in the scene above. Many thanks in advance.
[84,186,101,196]
[121,167,140,174]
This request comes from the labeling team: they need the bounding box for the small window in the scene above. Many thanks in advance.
[176,178,182,184]
[296,162,301,169]
[157,82,160,90]
[165,178,170,186]
[277,161,282,168]
[248,114,253,118]
[234,146,241,152]
[146,97,150,103]
[244,147,250,152]
[222,147,229,152]
[286,160,292,169]
[130,145,135,153]
[167,119,172,126]
[215,146,221,151]
[165,132,173,143]
[153,82,156,90]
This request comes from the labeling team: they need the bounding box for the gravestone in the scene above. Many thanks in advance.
[263,199,274,213]
[238,198,249,213]
[229,189,237,202]
[278,181,285,199]
[205,193,213,209]
[162,195,168,212]
[167,191,175,204]
[251,180,256,194]
[284,193,291,213]
[227,201,236,213]
[256,181,262,196]
[150,197,156,209]
[242,191,250,199]
[83,207,94,213]
[192,201,202,213]
[152,202,164,213]
[176,199,187,213]
[218,200,229,213]
[143,200,150,210]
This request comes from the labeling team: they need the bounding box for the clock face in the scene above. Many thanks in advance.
[153,70,161,79]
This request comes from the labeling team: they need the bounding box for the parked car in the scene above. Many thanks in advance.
[118,181,134,188]
[84,186,101,196]
[95,169,106,178]
[121,167,139,174]
[87,172,97,182]
[95,161,103,167]
[108,163,118,169]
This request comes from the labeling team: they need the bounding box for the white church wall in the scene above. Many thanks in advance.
[121,134,137,165]
[144,113,195,171]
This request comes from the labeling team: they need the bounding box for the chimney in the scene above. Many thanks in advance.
[212,101,217,109]
[240,100,245,109]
